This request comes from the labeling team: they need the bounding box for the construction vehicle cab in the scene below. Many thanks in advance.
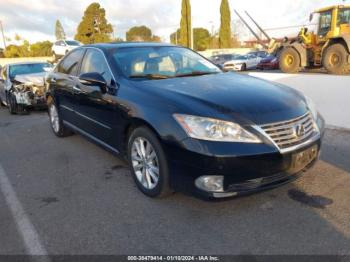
[279,5,350,74]
[236,5,350,74]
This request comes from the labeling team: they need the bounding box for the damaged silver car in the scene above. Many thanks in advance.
[0,62,53,114]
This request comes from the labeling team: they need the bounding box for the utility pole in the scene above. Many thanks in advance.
[0,20,6,49]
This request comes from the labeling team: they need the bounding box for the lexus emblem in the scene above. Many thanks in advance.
[294,124,305,137]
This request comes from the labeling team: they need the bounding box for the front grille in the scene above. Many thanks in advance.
[259,112,317,151]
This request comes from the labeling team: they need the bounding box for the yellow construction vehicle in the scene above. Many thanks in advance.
[236,5,350,74]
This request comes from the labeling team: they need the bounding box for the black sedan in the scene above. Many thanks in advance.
[45,43,325,199]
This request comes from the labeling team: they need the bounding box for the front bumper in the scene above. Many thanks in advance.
[164,117,325,198]
[14,92,46,107]
[224,64,243,71]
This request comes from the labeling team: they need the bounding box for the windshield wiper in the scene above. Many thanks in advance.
[129,74,173,80]
[175,71,219,78]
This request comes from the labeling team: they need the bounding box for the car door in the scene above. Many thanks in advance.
[74,48,118,147]
[49,48,85,125]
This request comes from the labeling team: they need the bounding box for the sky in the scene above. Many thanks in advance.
[0,0,348,48]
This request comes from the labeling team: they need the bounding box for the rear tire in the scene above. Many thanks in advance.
[127,126,172,198]
[323,44,350,75]
[48,100,73,137]
[279,48,301,73]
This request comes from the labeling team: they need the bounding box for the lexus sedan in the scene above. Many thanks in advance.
[45,43,324,199]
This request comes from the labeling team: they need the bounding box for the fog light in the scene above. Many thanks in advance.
[195,176,224,192]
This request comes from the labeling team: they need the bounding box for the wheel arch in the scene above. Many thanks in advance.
[322,37,350,55]
[122,117,163,155]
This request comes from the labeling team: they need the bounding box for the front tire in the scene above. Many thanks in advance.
[48,100,73,137]
[323,44,350,75]
[279,48,301,73]
[127,127,172,198]
[6,92,23,114]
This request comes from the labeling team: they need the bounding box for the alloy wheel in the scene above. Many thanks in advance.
[131,137,160,190]
[49,104,60,133]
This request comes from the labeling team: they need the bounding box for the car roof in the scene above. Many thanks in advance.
[83,42,177,51]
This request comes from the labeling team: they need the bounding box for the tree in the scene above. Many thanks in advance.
[30,41,53,57]
[170,29,181,45]
[193,28,210,51]
[75,2,113,44]
[4,40,53,58]
[151,35,161,42]
[179,0,191,48]
[172,28,210,50]
[219,0,232,48]
[4,40,30,58]
[55,20,66,40]
[126,26,154,42]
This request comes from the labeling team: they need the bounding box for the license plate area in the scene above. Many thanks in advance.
[291,145,318,172]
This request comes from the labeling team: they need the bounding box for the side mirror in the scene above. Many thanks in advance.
[79,72,107,93]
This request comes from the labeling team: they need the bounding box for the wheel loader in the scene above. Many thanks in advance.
[235,5,350,74]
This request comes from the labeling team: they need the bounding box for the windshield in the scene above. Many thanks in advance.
[65,40,81,46]
[112,46,221,79]
[9,63,52,79]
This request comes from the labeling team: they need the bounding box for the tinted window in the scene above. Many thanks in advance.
[80,49,113,84]
[57,49,85,75]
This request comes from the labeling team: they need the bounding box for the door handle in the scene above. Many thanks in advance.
[73,86,81,92]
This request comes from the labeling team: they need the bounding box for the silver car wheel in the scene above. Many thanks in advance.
[131,137,159,190]
[49,104,60,133]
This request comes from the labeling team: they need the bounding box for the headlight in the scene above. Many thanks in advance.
[305,96,318,120]
[173,114,261,143]
[271,58,278,63]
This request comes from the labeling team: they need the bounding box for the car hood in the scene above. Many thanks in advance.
[14,72,46,86]
[130,72,307,125]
